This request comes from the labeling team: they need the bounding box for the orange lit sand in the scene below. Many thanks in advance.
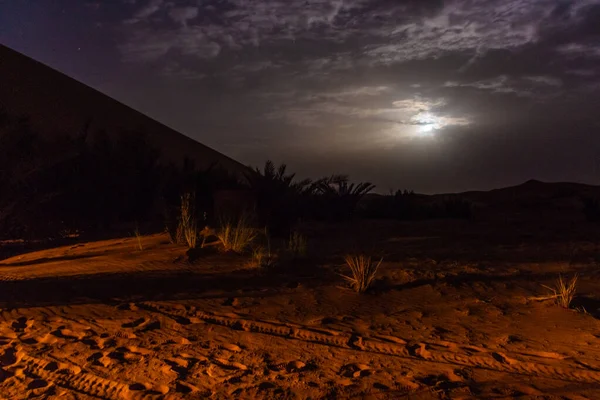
[2,219,600,399]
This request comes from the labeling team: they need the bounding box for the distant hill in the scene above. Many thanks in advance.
[362,180,600,221]
[0,44,249,177]
[453,179,600,209]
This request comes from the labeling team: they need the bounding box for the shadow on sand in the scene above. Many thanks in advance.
[0,259,337,309]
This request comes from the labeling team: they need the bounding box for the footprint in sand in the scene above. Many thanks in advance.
[205,358,249,383]
[491,352,519,365]
[285,360,307,373]
[175,381,201,394]
[165,357,191,376]
[214,358,248,371]
[11,317,34,332]
[116,303,139,311]
[28,379,49,389]
[82,336,109,350]
[395,376,421,391]
[51,328,86,340]
[87,352,113,368]
[407,343,433,360]
[108,346,152,363]
[21,332,58,346]
[122,318,147,329]
[222,298,240,307]
[220,343,242,353]
[140,321,161,332]
[418,373,466,392]
[129,383,148,391]
[113,330,137,339]
[44,361,82,375]
[0,347,20,366]
[339,363,372,378]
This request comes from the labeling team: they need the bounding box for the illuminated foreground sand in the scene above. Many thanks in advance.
[1,222,600,399]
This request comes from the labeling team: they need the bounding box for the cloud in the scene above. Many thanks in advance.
[119,0,600,79]
[556,43,600,58]
[119,26,221,61]
[524,76,563,87]
[444,75,565,99]
[168,7,199,27]
[566,69,596,77]
[392,98,445,114]
[126,0,163,23]
[303,86,391,101]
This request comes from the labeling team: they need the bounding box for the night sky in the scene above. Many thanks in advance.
[1,0,600,193]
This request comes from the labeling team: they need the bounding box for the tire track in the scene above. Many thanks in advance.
[19,352,133,399]
[139,302,600,384]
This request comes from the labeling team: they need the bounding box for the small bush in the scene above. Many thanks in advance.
[341,255,382,293]
[180,192,198,249]
[288,231,307,259]
[542,274,578,308]
[217,214,257,253]
[251,245,278,268]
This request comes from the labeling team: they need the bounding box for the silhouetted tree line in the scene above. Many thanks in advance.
[358,190,473,220]
[0,107,239,240]
[246,164,474,235]
[245,162,376,236]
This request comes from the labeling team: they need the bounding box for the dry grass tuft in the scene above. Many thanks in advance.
[531,274,579,308]
[543,274,579,308]
[251,246,278,268]
[341,255,382,293]
[179,192,198,249]
[217,214,257,253]
[288,231,307,258]
[133,225,143,251]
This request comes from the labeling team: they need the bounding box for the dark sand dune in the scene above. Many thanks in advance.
[0,44,249,177]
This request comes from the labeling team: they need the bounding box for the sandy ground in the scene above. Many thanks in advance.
[2,219,600,399]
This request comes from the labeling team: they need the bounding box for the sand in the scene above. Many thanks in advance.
[1,219,600,399]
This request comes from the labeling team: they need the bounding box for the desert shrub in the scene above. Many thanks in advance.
[341,255,382,293]
[217,214,257,253]
[287,231,308,259]
[251,245,278,268]
[161,159,240,236]
[582,197,600,222]
[543,274,578,308]
[179,192,198,249]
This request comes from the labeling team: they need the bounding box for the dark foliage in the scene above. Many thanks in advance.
[309,175,376,221]
[161,157,243,239]
[246,161,310,236]
[246,162,377,233]
[582,197,600,222]
[0,107,243,240]
[359,190,472,220]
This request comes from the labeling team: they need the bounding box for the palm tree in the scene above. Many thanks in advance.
[318,175,375,197]
[246,161,311,235]
[316,175,375,220]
